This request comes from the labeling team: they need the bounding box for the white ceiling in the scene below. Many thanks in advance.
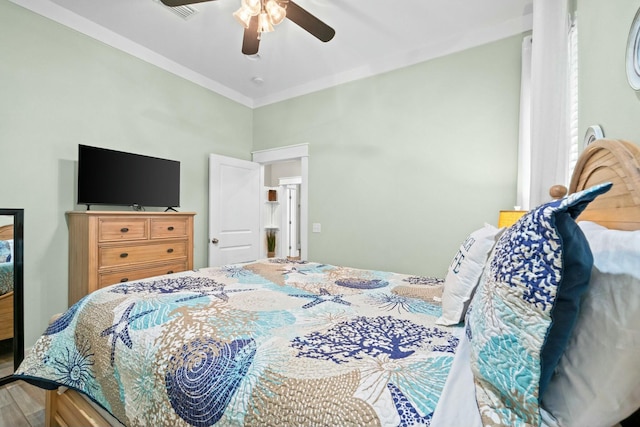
[12,0,533,108]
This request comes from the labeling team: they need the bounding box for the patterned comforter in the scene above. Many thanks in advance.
[17,259,461,427]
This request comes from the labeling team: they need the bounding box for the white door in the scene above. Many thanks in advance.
[209,154,261,267]
[285,185,300,258]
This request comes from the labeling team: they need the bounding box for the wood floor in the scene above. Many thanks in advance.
[0,380,45,427]
[0,338,13,379]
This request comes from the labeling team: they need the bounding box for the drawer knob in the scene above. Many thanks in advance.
[167,270,174,274]
[120,278,129,283]
[121,227,129,233]
[167,248,174,253]
[120,253,128,258]
[168,226,175,231]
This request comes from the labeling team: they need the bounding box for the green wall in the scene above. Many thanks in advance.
[578,0,640,142]
[3,0,639,365]
[0,0,253,345]
[253,36,523,275]
[2,0,527,348]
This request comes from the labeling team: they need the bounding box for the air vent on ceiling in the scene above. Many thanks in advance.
[153,0,199,20]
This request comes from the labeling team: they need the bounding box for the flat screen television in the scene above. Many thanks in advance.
[77,144,180,210]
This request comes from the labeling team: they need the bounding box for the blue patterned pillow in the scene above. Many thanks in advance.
[466,182,612,426]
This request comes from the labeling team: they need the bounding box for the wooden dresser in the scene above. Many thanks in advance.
[67,211,196,306]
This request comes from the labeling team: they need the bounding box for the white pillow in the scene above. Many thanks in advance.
[541,221,640,427]
[436,224,503,326]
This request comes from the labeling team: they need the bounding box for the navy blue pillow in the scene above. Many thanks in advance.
[538,201,595,395]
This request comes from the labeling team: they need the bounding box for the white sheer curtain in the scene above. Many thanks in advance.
[518,0,575,209]
[567,21,580,180]
[517,36,532,210]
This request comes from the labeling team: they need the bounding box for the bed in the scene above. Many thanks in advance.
[0,224,15,342]
[15,138,640,427]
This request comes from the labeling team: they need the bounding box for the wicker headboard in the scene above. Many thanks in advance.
[569,139,640,231]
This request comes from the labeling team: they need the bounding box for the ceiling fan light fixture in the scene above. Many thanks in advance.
[233,7,253,28]
[258,12,274,33]
[265,0,286,25]
[229,0,333,54]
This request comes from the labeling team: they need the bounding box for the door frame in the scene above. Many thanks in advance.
[252,144,309,260]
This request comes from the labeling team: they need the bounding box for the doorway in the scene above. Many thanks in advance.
[208,145,308,266]
[278,176,302,259]
[252,144,308,260]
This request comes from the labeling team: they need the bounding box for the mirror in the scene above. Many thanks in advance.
[0,209,24,386]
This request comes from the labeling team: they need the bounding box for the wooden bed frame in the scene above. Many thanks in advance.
[43,139,640,427]
[0,224,14,342]
[570,139,640,229]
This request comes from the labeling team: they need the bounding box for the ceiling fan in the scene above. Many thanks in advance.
[160,0,335,55]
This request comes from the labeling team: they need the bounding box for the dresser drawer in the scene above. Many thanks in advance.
[99,218,148,242]
[99,261,188,287]
[99,241,187,268]
[67,211,195,306]
[150,218,188,239]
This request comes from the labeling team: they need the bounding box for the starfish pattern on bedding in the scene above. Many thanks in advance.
[175,285,255,303]
[279,265,309,275]
[387,382,432,426]
[290,288,351,309]
[100,302,155,366]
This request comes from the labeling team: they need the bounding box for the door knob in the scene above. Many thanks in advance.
[211,238,219,244]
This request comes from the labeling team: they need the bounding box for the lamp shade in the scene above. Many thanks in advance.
[233,7,254,28]
[265,0,286,25]
[241,0,261,15]
[258,12,274,32]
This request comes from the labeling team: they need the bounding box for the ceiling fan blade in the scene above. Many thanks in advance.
[160,0,215,7]
[242,16,260,55]
[286,1,335,43]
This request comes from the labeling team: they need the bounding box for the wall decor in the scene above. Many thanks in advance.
[626,7,640,90]
[584,125,604,147]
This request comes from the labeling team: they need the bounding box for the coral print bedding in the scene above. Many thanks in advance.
[16,259,461,427]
